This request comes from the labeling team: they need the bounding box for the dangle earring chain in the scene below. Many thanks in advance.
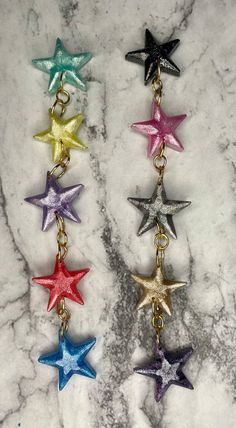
[25,38,96,390]
[125,29,193,402]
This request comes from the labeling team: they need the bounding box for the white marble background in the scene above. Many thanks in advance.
[0,0,236,427]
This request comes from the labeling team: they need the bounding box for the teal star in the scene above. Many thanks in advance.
[38,334,96,390]
[32,38,92,94]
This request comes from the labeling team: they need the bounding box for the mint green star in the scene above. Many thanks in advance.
[32,38,92,94]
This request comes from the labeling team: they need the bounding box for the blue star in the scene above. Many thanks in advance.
[38,334,96,390]
[32,38,92,94]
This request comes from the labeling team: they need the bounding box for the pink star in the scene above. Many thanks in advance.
[131,102,187,157]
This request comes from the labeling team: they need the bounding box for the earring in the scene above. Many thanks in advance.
[25,38,96,390]
[125,29,193,402]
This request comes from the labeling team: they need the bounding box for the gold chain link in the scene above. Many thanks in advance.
[49,146,70,179]
[152,61,163,106]
[152,298,164,346]
[57,297,71,338]
[55,212,68,261]
[154,224,169,266]
[51,73,71,117]
[153,142,167,184]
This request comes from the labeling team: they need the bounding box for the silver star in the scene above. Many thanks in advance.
[128,182,191,239]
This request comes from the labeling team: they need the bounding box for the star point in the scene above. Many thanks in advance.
[32,38,92,94]
[34,109,86,163]
[132,102,187,157]
[134,345,193,402]
[131,263,186,314]
[32,256,89,311]
[38,334,96,390]
[128,181,191,239]
[125,29,180,84]
[24,172,84,231]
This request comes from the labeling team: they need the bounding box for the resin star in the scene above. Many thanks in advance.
[32,38,92,94]
[128,182,191,239]
[39,334,96,390]
[32,257,89,311]
[125,29,180,84]
[131,263,186,314]
[132,102,186,157]
[134,346,193,402]
[34,109,86,163]
[24,172,83,231]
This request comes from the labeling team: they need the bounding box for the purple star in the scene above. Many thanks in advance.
[134,345,193,402]
[132,102,187,157]
[25,172,84,231]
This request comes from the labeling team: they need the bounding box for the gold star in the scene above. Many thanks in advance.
[34,109,86,162]
[131,264,186,315]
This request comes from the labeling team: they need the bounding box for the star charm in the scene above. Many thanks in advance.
[24,172,83,231]
[32,257,89,311]
[39,334,96,390]
[34,109,86,163]
[131,263,186,314]
[132,102,186,157]
[134,346,193,402]
[125,29,180,84]
[128,182,191,239]
[32,38,92,94]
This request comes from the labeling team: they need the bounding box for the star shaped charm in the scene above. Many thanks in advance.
[132,102,186,157]
[32,257,89,311]
[24,172,83,231]
[128,182,191,239]
[134,346,193,402]
[34,109,86,163]
[131,263,186,314]
[32,38,92,94]
[39,334,96,390]
[125,29,180,84]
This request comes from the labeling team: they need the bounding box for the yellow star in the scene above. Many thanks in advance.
[34,109,86,162]
[131,264,186,315]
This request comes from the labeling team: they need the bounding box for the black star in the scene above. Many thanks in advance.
[125,29,180,83]
[128,182,191,239]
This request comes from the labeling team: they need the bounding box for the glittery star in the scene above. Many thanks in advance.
[128,182,191,239]
[34,109,86,163]
[32,257,89,311]
[131,263,186,314]
[39,334,96,390]
[132,102,186,157]
[24,172,83,231]
[32,38,92,94]
[134,346,193,402]
[125,29,180,84]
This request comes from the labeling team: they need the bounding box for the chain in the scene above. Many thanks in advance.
[57,297,71,339]
[152,228,167,345]
[50,76,72,337]
[153,142,167,184]
[152,62,166,183]
[152,61,163,106]
[55,212,68,261]
[151,62,167,345]
[152,298,164,346]
[154,223,169,264]
[49,146,70,179]
[51,72,71,117]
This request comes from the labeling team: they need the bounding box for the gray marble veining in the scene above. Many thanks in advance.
[0,0,236,427]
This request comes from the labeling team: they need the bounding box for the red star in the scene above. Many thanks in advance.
[32,257,89,311]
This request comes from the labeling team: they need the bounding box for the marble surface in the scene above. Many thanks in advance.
[0,0,236,427]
